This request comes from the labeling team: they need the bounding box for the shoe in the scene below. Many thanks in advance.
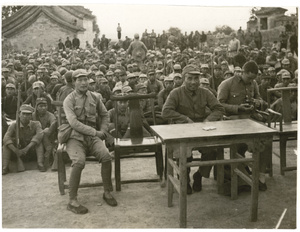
[38,165,46,172]
[103,193,118,207]
[2,168,8,175]
[259,181,267,191]
[192,172,202,192]
[67,204,88,214]
[187,183,193,195]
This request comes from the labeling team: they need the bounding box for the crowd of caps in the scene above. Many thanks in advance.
[1,26,298,173]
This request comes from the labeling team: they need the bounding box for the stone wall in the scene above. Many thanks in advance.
[8,12,75,52]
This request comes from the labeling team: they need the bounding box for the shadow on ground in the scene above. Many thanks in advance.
[2,140,297,229]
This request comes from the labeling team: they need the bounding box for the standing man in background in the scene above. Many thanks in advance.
[72,35,80,49]
[117,23,122,40]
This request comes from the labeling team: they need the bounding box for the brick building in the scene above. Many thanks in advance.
[2,6,99,52]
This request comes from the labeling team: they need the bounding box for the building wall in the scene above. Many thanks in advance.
[78,18,94,48]
[8,12,75,52]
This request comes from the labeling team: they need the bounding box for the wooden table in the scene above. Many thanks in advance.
[151,119,277,228]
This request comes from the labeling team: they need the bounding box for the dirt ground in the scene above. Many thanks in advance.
[2,140,297,229]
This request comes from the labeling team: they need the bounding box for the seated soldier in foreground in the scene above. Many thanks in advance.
[62,69,117,214]
[2,104,45,174]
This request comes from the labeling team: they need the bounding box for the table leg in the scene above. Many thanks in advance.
[167,146,174,207]
[179,144,187,228]
[251,149,259,222]
[230,145,238,200]
[216,149,224,194]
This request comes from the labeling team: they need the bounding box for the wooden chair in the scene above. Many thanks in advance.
[52,101,101,195]
[110,93,164,191]
[267,87,297,175]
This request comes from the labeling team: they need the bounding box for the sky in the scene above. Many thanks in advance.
[1,0,298,40]
[82,2,298,40]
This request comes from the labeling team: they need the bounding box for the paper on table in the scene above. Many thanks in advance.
[202,126,216,131]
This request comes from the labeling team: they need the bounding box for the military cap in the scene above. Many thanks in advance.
[262,64,270,69]
[106,71,114,76]
[36,69,43,73]
[99,77,108,83]
[50,75,58,79]
[20,104,34,113]
[90,65,98,70]
[234,66,242,71]
[188,58,195,64]
[127,64,133,68]
[2,68,10,72]
[164,76,174,82]
[139,73,147,78]
[156,61,163,65]
[200,78,210,84]
[281,58,290,65]
[36,97,48,107]
[133,72,140,77]
[155,69,163,74]
[221,61,228,65]
[32,81,45,89]
[72,69,88,79]
[6,83,16,89]
[173,73,182,79]
[268,67,275,72]
[43,62,50,66]
[112,86,122,94]
[200,64,209,69]
[224,70,233,76]
[6,62,14,67]
[136,83,147,91]
[148,69,155,75]
[173,64,182,70]
[127,73,136,79]
[95,71,104,76]
[26,64,34,70]
[122,85,133,93]
[282,72,291,79]
[182,64,201,77]
[88,78,96,84]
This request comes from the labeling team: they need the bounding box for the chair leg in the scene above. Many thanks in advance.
[164,147,168,180]
[114,148,121,191]
[155,145,164,180]
[279,136,287,176]
[57,149,65,195]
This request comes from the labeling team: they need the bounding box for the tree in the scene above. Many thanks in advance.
[168,27,181,37]
[2,6,23,20]
[214,25,235,35]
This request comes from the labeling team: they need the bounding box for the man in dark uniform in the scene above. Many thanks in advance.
[162,65,225,194]
[62,69,117,214]
[72,35,80,49]
[65,37,72,49]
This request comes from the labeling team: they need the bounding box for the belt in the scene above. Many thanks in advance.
[78,119,97,129]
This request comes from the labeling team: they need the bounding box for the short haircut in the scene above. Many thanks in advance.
[242,61,259,75]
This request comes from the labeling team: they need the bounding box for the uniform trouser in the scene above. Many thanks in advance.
[118,31,121,40]
[187,148,218,183]
[237,141,271,173]
[66,136,113,200]
[2,142,44,171]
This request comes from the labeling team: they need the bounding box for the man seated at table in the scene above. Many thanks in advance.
[217,61,271,191]
[162,64,225,194]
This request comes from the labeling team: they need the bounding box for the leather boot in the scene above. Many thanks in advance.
[101,161,113,192]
